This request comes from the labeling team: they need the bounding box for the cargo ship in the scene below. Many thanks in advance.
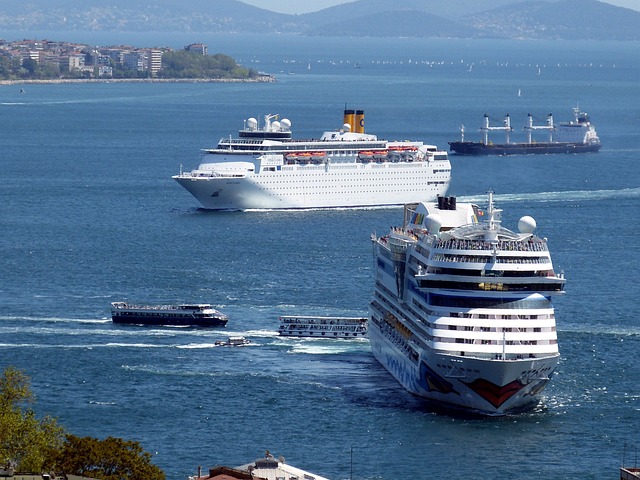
[448,107,601,155]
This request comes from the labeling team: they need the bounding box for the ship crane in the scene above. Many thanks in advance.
[524,113,554,144]
[481,114,512,145]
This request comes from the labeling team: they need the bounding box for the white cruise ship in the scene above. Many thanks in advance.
[172,110,451,210]
[369,192,566,415]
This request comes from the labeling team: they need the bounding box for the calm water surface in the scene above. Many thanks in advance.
[1,36,639,480]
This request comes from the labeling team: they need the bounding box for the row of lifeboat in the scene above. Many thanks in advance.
[284,146,421,165]
[360,146,419,163]
[285,151,327,165]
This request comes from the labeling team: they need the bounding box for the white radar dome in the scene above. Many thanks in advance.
[280,118,291,130]
[424,213,443,233]
[271,121,281,131]
[247,117,258,130]
[343,123,351,132]
[518,215,537,234]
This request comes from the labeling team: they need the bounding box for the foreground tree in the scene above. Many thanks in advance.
[56,435,166,480]
[1,367,165,479]
[0,367,65,472]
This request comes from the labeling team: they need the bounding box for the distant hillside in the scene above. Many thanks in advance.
[460,0,640,40]
[0,0,296,33]
[301,0,519,23]
[309,10,483,38]
[1,0,639,40]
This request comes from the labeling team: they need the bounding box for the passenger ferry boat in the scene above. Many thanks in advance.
[369,192,566,415]
[173,109,451,210]
[449,107,601,155]
[110,302,228,327]
[278,316,368,338]
[215,336,251,346]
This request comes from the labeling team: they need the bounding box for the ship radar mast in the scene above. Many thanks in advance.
[484,190,502,244]
[264,114,279,132]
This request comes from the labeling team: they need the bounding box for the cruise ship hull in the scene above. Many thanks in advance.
[448,141,602,156]
[368,321,558,415]
[174,163,449,210]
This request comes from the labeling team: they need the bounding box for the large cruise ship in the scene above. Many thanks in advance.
[448,107,601,155]
[173,110,451,210]
[368,192,566,415]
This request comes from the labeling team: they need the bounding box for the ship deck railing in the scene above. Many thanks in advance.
[431,253,552,265]
[113,304,188,311]
[435,238,549,252]
[185,171,245,178]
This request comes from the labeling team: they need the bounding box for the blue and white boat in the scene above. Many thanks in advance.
[368,192,566,415]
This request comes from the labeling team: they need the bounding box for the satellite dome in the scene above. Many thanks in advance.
[518,215,537,234]
[424,213,443,233]
[247,117,258,130]
[343,123,351,132]
[271,120,281,131]
[280,118,292,130]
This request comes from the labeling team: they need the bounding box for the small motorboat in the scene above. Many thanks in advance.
[215,336,251,347]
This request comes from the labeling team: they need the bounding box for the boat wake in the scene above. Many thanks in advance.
[177,342,226,349]
[0,315,110,324]
[459,187,640,204]
[284,339,369,355]
[559,325,640,337]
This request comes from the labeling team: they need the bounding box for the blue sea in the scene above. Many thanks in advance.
[1,34,639,479]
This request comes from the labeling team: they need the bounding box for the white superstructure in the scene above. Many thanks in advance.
[369,192,566,415]
[278,316,368,338]
[173,110,451,210]
[553,107,601,144]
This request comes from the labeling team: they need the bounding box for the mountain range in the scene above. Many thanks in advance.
[1,0,639,41]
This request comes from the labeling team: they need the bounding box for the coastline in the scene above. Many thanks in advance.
[0,75,276,86]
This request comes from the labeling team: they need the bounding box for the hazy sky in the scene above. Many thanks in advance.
[242,0,640,14]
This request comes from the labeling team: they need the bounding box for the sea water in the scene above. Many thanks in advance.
[1,36,639,480]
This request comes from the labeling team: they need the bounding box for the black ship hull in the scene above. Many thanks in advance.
[111,313,228,327]
[448,141,602,156]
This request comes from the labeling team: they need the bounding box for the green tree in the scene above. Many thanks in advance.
[56,435,166,480]
[0,368,164,478]
[20,58,39,78]
[158,50,257,79]
[0,367,65,472]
